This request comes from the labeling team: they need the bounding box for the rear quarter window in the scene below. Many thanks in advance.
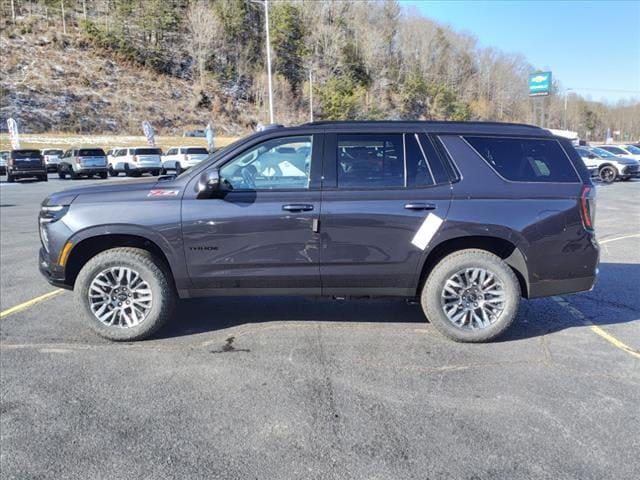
[463,136,579,183]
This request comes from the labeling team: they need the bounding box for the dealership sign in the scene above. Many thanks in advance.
[528,72,552,97]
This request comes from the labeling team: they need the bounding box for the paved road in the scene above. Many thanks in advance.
[1,174,639,479]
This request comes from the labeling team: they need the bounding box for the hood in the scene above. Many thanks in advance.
[614,156,639,166]
[42,178,161,206]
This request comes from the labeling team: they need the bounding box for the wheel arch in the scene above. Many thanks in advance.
[416,235,530,298]
[64,232,178,289]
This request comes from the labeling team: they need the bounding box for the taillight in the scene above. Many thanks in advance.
[580,185,596,231]
[75,156,81,164]
[133,155,138,163]
[8,158,14,166]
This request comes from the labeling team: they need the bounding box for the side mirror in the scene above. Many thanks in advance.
[196,169,225,199]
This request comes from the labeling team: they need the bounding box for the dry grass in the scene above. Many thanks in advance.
[0,133,238,152]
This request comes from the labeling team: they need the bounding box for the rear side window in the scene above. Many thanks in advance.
[79,148,106,156]
[337,134,404,188]
[185,148,208,155]
[464,136,579,183]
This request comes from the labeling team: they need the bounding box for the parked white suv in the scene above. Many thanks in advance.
[576,146,640,183]
[161,146,209,174]
[595,144,640,161]
[108,147,163,177]
[41,149,64,172]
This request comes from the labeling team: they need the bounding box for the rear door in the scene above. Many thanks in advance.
[181,132,323,293]
[319,130,452,296]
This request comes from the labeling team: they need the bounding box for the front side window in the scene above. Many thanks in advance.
[625,145,640,154]
[601,146,625,155]
[337,134,404,188]
[464,136,579,183]
[220,135,312,190]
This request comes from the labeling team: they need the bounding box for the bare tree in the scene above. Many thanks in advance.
[186,0,219,90]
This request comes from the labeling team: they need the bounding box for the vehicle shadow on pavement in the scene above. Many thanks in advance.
[499,262,640,342]
[156,262,639,342]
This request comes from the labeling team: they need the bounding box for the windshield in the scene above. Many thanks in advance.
[601,146,626,155]
[185,148,208,155]
[134,148,162,155]
[624,145,640,154]
[78,149,106,156]
[590,147,615,158]
[12,150,41,159]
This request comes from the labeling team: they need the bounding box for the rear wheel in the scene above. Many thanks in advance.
[40,174,48,182]
[99,172,108,179]
[70,167,79,180]
[108,165,118,177]
[599,165,617,183]
[124,164,132,177]
[175,162,182,175]
[152,170,160,176]
[58,166,66,179]
[74,248,176,341]
[7,172,15,183]
[421,249,520,343]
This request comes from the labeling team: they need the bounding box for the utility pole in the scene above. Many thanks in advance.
[264,0,274,124]
[83,0,87,20]
[10,0,15,23]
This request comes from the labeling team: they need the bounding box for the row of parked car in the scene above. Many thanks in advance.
[575,144,640,183]
[2,141,639,184]
[0,146,210,182]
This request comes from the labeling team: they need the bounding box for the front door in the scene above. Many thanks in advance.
[181,133,322,294]
[319,131,452,296]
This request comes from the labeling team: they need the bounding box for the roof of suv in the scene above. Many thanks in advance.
[291,120,551,136]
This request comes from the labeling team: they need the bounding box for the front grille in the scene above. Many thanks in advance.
[623,165,639,175]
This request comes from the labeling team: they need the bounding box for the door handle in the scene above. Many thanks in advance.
[282,204,314,212]
[404,203,436,211]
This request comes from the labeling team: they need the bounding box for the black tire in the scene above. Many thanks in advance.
[99,172,108,179]
[7,172,15,183]
[421,249,520,343]
[152,170,160,176]
[124,164,132,177]
[108,165,118,177]
[599,165,617,184]
[160,167,167,175]
[70,167,79,180]
[40,174,48,182]
[74,247,176,341]
[175,163,182,175]
[58,167,66,179]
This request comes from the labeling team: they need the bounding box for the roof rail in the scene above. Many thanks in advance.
[302,120,543,129]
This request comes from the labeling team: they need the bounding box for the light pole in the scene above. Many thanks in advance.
[250,0,275,124]
[564,88,573,130]
[264,0,275,124]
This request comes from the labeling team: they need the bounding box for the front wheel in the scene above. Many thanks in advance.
[74,248,176,341]
[421,249,520,343]
[599,165,617,183]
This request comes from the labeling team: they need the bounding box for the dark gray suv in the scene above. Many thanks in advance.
[39,121,599,342]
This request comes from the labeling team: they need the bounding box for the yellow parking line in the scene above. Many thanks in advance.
[552,296,639,359]
[599,233,640,245]
[588,324,640,359]
[0,289,64,319]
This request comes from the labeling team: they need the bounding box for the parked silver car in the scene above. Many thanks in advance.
[41,149,64,172]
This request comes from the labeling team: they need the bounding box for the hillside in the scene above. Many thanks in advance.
[0,20,250,136]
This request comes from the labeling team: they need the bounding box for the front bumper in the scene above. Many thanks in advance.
[621,165,640,177]
[38,247,71,289]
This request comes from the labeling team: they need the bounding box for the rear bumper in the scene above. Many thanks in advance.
[8,168,46,177]
[38,247,71,290]
[528,274,597,298]
[77,167,108,175]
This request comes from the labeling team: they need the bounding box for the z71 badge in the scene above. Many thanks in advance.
[148,189,180,197]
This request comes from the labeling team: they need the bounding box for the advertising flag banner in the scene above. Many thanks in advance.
[205,123,215,152]
[7,118,20,149]
[142,121,156,147]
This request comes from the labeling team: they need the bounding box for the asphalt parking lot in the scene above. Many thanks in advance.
[1,174,638,479]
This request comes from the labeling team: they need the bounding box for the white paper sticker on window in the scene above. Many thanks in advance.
[411,213,443,250]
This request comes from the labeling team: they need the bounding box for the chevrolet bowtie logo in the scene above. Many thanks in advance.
[531,75,548,83]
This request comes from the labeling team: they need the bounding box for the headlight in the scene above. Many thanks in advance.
[39,205,69,253]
